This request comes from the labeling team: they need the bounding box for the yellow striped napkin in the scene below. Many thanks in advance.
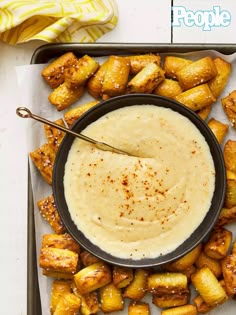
[0,0,118,44]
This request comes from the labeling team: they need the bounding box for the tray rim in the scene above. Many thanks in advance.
[28,42,236,315]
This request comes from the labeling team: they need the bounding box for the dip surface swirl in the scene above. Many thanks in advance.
[64,105,215,259]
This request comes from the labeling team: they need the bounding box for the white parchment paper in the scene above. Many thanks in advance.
[16,51,236,315]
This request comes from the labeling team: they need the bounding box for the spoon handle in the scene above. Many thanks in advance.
[16,107,131,156]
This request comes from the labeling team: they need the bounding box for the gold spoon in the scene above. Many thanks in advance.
[16,107,133,156]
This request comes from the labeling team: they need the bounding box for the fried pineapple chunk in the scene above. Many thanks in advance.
[42,233,80,253]
[164,244,202,272]
[80,250,102,267]
[207,118,229,144]
[204,228,232,259]
[224,140,236,174]
[195,251,222,278]
[37,195,65,234]
[73,262,112,294]
[225,179,236,208]
[163,56,193,80]
[40,247,79,274]
[152,292,189,308]
[232,240,236,254]
[53,292,81,315]
[128,301,150,315]
[99,283,124,313]
[125,53,161,75]
[65,55,99,88]
[123,269,149,301]
[72,282,100,315]
[147,272,188,295]
[154,78,183,99]
[50,280,72,314]
[41,52,79,88]
[222,253,236,296]
[191,267,227,306]
[42,269,74,279]
[127,62,165,93]
[87,60,109,99]
[148,272,189,309]
[208,57,231,99]
[30,143,55,185]
[161,304,197,315]
[44,118,65,153]
[64,100,99,128]
[113,266,134,288]
[175,84,216,111]
[176,56,217,91]
[221,90,236,129]
[102,55,130,96]
[48,82,84,111]
[193,294,216,314]
[196,105,212,120]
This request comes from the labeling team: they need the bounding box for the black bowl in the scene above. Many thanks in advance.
[53,94,226,268]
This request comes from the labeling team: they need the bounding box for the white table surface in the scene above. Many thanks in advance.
[0,1,235,314]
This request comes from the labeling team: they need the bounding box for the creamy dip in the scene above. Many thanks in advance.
[64,105,215,260]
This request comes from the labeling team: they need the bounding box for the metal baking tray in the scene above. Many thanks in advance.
[29,43,236,314]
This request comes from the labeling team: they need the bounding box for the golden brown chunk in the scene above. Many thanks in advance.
[221,90,236,129]
[53,292,81,315]
[48,82,84,111]
[222,253,236,296]
[39,247,79,274]
[195,251,222,278]
[44,118,65,153]
[180,265,197,283]
[152,292,189,308]
[80,250,102,267]
[102,55,130,96]
[65,55,99,88]
[163,56,193,79]
[227,170,236,180]
[207,118,229,144]
[175,84,216,111]
[147,272,188,295]
[112,266,133,289]
[204,228,232,259]
[42,269,74,279]
[208,57,231,99]
[30,143,55,185]
[127,62,165,93]
[193,295,216,314]
[71,282,100,315]
[42,233,80,253]
[99,283,124,313]
[50,280,72,314]
[64,100,99,128]
[41,52,78,88]
[154,78,183,99]
[215,206,236,228]
[37,195,65,234]
[125,53,161,75]
[191,267,227,306]
[161,304,197,315]
[123,269,149,301]
[223,140,236,174]
[196,105,212,120]
[225,179,236,208]
[87,60,109,99]
[164,244,202,272]
[176,56,217,91]
[232,240,236,254]
[73,262,112,294]
[128,301,150,315]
